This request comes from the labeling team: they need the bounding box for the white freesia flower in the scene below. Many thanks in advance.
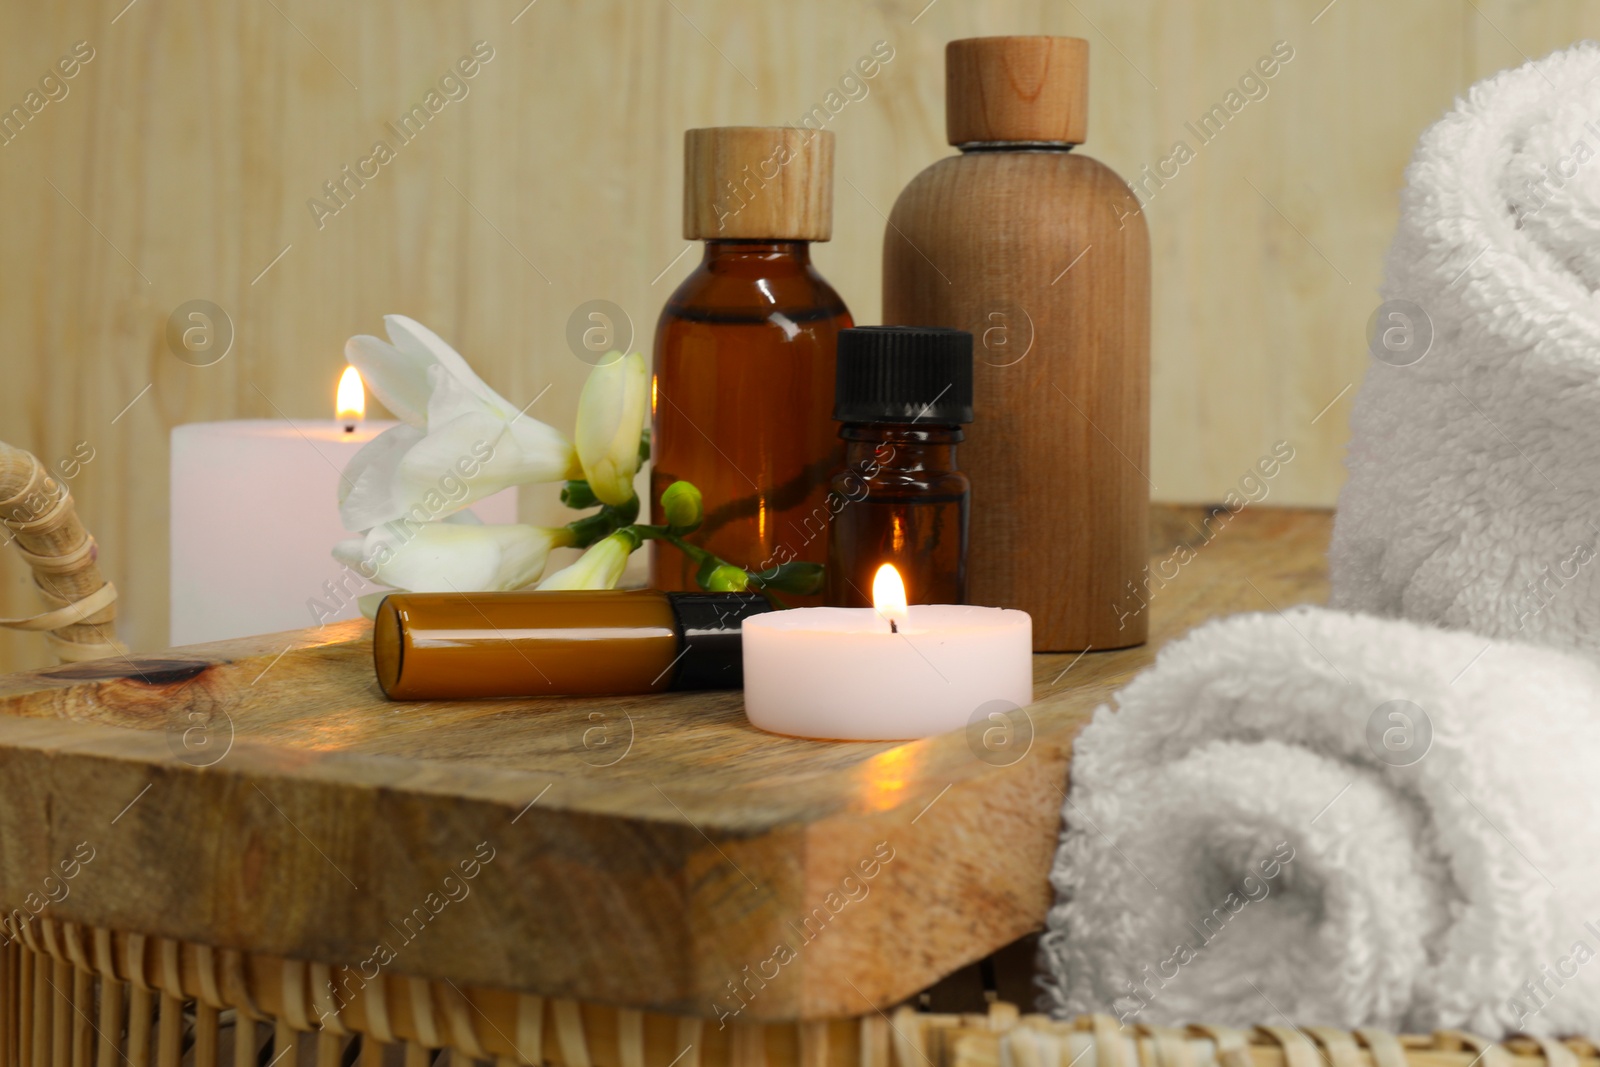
[333,520,572,593]
[535,531,634,591]
[338,315,578,530]
[344,315,502,428]
[575,351,649,506]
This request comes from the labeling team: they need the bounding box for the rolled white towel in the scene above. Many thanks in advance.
[1330,42,1600,654]
[1039,606,1600,1036]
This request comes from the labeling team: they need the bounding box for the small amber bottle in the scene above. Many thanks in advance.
[823,327,973,608]
[373,590,771,700]
[651,127,852,603]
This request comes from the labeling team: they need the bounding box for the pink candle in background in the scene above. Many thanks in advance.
[169,370,515,646]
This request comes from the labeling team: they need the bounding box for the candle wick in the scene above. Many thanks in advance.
[343,423,356,434]
[890,619,898,634]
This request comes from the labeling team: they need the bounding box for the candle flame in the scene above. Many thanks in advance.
[336,366,366,426]
[873,563,909,634]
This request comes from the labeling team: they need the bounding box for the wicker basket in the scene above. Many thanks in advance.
[2,916,1595,1067]
[0,443,120,663]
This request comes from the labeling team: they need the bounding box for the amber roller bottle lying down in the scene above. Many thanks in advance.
[373,590,773,700]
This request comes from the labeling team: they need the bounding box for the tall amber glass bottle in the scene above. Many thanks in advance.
[652,127,852,603]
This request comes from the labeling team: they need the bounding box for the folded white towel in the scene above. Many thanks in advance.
[1039,606,1600,1036]
[1330,43,1600,654]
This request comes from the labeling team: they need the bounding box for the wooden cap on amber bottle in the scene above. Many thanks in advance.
[945,36,1089,146]
[683,126,834,241]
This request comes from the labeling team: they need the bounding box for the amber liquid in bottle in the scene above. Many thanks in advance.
[651,240,852,603]
[824,424,970,607]
[373,589,770,700]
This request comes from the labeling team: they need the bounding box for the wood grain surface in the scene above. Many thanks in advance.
[0,0,1565,673]
[0,504,1330,1021]
[943,37,1088,145]
[682,127,834,241]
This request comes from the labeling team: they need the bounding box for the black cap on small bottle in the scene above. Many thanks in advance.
[667,592,773,690]
[833,326,974,425]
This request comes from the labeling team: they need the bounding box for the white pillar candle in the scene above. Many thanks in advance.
[170,374,517,645]
[742,568,1032,740]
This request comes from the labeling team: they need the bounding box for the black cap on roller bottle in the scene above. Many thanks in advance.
[667,592,773,690]
[833,326,974,425]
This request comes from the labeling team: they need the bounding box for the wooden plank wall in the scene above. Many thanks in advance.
[0,0,1585,668]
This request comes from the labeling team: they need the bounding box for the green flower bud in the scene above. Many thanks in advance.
[751,561,825,596]
[660,480,704,531]
[704,565,749,592]
[560,480,599,509]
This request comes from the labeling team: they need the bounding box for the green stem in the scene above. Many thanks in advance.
[628,524,790,604]
[632,524,710,562]
[664,532,714,566]
[564,495,642,548]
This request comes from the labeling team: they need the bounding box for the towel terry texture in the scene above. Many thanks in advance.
[1040,606,1600,1037]
[1330,42,1600,653]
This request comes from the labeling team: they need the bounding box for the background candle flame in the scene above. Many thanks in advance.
[336,366,366,424]
[873,563,910,633]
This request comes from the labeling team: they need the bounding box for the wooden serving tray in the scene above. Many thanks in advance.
[0,506,1329,1023]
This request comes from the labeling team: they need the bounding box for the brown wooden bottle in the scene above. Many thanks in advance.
[651,127,852,603]
[882,36,1151,652]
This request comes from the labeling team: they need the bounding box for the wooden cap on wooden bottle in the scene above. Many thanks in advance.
[683,126,834,241]
[945,36,1089,146]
